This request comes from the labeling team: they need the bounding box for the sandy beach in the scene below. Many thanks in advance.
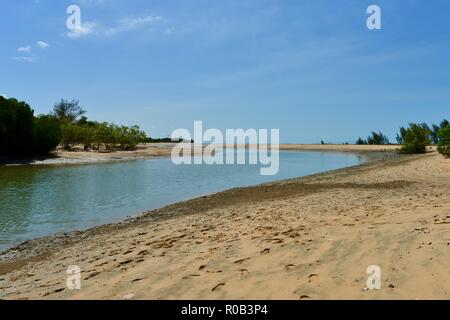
[1,146,449,300]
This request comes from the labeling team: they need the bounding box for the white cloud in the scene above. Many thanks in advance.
[17,46,32,53]
[36,41,49,49]
[66,15,167,39]
[13,56,36,63]
[67,22,97,39]
[0,94,7,98]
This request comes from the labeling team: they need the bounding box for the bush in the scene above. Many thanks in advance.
[60,121,147,150]
[356,137,366,145]
[437,125,450,157]
[33,115,61,155]
[399,123,431,154]
[0,96,34,156]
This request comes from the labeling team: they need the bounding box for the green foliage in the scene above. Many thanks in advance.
[0,97,62,156]
[33,115,61,155]
[0,96,148,157]
[366,131,390,145]
[356,131,389,145]
[0,96,34,156]
[396,126,407,144]
[431,119,449,145]
[356,137,367,145]
[399,123,431,154]
[52,99,86,123]
[61,121,147,151]
[437,125,450,157]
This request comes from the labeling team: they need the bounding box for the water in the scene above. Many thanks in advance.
[0,151,364,250]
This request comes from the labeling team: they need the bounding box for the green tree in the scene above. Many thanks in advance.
[0,96,34,155]
[437,125,450,157]
[33,115,61,155]
[52,99,86,123]
[399,123,431,154]
[366,131,389,145]
[431,119,449,145]
[356,137,366,145]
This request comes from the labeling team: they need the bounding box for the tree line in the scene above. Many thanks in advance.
[0,97,148,157]
[355,119,450,156]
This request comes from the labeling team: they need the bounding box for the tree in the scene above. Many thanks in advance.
[356,137,366,145]
[431,119,449,144]
[399,123,431,154]
[52,99,86,123]
[437,125,450,157]
[0,97,61,156]
[0,96,34,155]
[366,131,390,145]
[33,115,61,155]
[396,126,407,144]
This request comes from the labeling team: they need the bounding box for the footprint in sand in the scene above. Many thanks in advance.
[212,283,225,292]
[233,257,251,264]
[308,274,319,283]
[285,264,296,271]
[183,274,201,279]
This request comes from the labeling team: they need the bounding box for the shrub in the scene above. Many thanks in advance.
[356,137,366,145]
[33,115,61,155]
[437,125,450,157]
[0,96,34,155]
[366,131,390,145]
[399,123,431,154]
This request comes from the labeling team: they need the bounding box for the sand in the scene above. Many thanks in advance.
[1,146,449,300]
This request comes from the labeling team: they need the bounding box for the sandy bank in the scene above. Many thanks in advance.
[1,149,449,299]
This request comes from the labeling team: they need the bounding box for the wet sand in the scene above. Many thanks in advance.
[1,146,449,299]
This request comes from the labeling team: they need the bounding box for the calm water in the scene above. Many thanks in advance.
[0,151,364,250]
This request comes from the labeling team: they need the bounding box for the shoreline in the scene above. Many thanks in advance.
[0,147,389,260]
[0,143,401,167]
[1,148,448,299]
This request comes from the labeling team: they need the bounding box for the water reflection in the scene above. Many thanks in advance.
[0,151,363,250]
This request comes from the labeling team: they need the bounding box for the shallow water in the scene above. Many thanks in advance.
[0,150,364,250]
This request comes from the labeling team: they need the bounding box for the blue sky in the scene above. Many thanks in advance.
[1,0,449,143]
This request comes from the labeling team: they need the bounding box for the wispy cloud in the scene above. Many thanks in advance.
[13,56,36,63]
[17,46,32,53]
[67,15,166,39]
[105,16,165,36]
[67,21,97,39]
[36,41,49,49]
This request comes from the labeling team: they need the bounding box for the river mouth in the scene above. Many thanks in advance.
[0,150,366,251]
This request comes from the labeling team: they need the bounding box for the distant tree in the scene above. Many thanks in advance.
[321,140,325,145]
[431,119,449,144]
[356,137,366,145]
[437,125,450,157]
[366,131,390,145]
[400,123,431,154]
[396,126,407,144]
[52,99,86,123]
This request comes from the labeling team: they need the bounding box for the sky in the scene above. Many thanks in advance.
[1,0,449,143]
